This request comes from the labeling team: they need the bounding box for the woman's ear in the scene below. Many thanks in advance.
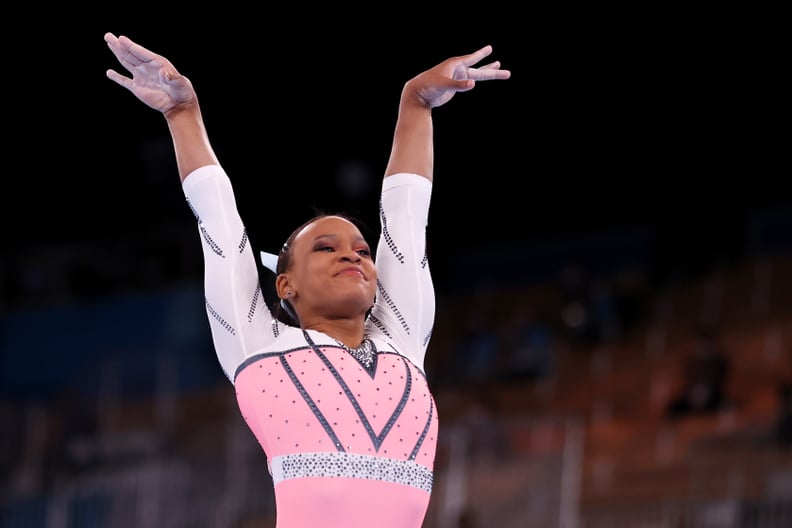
[275,274,292,300]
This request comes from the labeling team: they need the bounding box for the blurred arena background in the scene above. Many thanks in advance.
[2,7,789,528]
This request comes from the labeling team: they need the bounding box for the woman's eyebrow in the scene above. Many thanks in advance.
[312,233,367,245]
[311,233,338,243]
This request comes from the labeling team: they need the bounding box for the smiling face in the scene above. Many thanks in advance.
[276,215,377,324]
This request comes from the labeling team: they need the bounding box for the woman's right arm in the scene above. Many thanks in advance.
[105,33,278,382]
[104,32,218,180]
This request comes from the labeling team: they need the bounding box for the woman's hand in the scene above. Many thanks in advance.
[104,32,197,114]
[406,45,511,109]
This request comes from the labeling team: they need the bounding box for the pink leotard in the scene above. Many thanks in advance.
[182,165,438,528]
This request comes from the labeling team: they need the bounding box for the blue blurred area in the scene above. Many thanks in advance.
[0,286,220,400]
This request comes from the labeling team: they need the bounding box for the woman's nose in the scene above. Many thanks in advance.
[340,250,361,262]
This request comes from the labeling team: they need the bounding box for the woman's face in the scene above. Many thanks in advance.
[284,216,377,318]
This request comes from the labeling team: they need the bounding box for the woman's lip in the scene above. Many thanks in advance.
[336,267,365,278]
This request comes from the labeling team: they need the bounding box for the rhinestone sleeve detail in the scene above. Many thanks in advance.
[238,229,249,253]
[248,285,262,323]
[206,299,235,336]
[377,279,410,336]
[379,200,405,264]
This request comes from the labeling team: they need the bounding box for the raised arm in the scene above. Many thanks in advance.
[383,45,511,181]
[105,32,276,382]
[104,33,218,181]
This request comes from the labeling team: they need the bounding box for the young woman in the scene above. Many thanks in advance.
[104,32,510,528]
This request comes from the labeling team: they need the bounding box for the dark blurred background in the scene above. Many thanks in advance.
[6,8,788,286]
[6,8,788,267]
[2,6,790,528]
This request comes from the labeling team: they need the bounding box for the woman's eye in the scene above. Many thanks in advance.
[358,249,371,257]
[316,246,334,252]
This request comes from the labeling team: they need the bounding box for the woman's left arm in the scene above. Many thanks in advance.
[384,45,511,182]
[372,46,510,369]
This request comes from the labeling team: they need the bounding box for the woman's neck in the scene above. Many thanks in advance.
[303,317,366,349]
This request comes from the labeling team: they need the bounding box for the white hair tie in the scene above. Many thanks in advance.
[260,251,279,274]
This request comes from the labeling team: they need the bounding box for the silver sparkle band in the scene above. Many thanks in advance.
[269,452,433,493]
